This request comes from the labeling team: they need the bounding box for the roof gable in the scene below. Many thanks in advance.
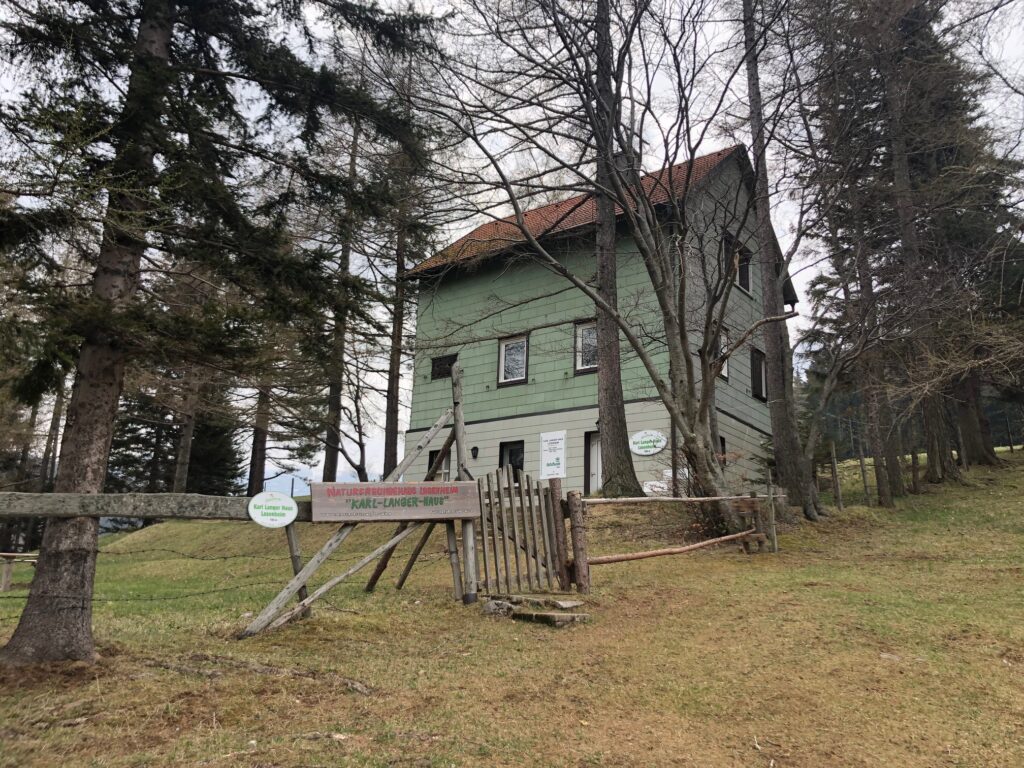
[408,145,742,278]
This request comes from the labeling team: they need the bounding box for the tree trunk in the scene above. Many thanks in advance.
[172,374,200,493]
[382,225,406,479]
[146,422,165,493]
[955,373,999,466]
[881,393,906,499]
[1,0,173,666]
[323,118,360,482]
[38,383,65,492]
[865,389,893,508]
[15,403,39,483]
[742,0,819,520]
[923,393,959,483]
[593,0,642,498]
[247,387,271,497]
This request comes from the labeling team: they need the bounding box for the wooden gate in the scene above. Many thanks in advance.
[478,468,567,594]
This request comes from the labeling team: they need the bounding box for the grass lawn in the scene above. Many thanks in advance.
[1,456,1023,767]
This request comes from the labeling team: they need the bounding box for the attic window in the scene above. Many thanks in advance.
[431,354,457,380]
[724,232,752,293]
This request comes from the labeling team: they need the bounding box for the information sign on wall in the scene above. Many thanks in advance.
[538,430,567,479]
[311,482,480,523]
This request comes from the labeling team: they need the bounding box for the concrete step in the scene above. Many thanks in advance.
[489,594,586,611]
[511,609,590,628]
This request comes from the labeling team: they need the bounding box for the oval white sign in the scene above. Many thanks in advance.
[247,491,298,528]
[630,430,668,456]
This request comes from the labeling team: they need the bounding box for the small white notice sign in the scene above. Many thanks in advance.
[630,429,668,456]
[247,491,298,528]
[539,430,567,479]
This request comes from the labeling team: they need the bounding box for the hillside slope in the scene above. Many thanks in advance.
[1,456,1022,767]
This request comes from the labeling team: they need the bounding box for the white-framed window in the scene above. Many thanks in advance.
[723,232,752,293]
[717,328,730,380]
[427,448,452,481]
[498,335,528,384]
[575,321,598,373]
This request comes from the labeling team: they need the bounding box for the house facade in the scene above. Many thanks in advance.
[403,146,791,495]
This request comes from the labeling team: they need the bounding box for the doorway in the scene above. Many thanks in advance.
[584,431,601,495]
[498,440,525,473]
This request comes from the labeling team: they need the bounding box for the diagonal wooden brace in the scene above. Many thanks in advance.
[267,523,422,631]
[239,523,357,638]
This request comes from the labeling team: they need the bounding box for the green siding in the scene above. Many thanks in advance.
[408,158,773,447]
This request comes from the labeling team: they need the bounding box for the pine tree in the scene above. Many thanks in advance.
[0,0,431,665]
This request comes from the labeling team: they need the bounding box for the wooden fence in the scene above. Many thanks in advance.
[477,468,568,595]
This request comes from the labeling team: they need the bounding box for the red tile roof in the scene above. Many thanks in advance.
[407,145,741,277]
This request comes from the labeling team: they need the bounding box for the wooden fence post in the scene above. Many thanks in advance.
[284,523,310,618]
[547,478,571,590]
[749,491,765,553]
[445,522,464,601]
[566,491,590,594]
[0,557,12,592]
[451,363,477,604]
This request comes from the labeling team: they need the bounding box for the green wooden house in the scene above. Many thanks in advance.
[403,145,795,494]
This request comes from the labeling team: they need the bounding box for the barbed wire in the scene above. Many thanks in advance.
[97,547,295,562]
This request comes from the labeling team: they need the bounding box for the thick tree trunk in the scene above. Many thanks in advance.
[247,387,271,497]
[742,0,819,520]
[923,393,960,483]
[680,422,742,533]
[1,0,173,666]
[955,373,1000,466]
[593,0,642,498]
[880,392,906,498]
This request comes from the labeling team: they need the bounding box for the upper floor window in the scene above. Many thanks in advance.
[717,328,730,380]
[431,353,457,381]
[751,348,767,401]
[724,232,752,293]
[498,335,528,385]
[575,321,598,373]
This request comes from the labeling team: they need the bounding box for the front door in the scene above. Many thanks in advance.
[585,431,601,495]
[499,440,525,473]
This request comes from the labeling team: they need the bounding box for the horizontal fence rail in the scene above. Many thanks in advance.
[0,492,313,522]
